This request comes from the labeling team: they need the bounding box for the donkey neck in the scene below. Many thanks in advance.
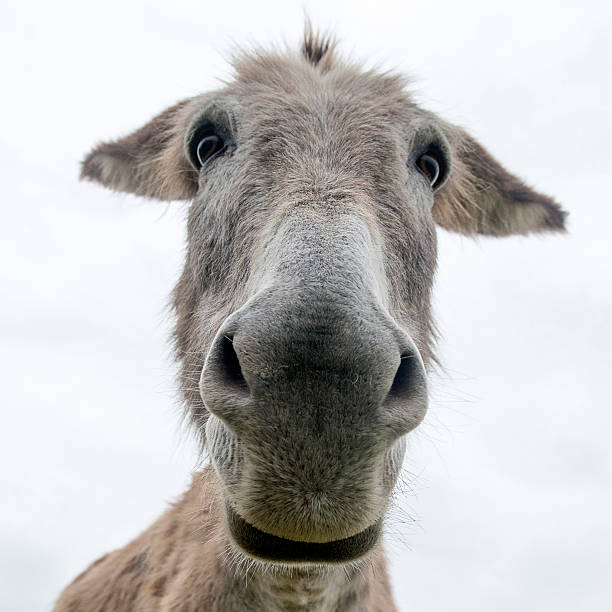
[224,561,364,611]
[52,465,396,611]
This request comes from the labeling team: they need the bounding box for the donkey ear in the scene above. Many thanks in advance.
[433,124,567,236]
[80,99,198,201]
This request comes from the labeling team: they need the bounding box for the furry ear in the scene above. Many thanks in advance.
[80,99,199,201]
[433,124,567,236]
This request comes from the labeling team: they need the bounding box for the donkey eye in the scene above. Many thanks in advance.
[187,122,228,171]
[196,135,224,168]
[416,153,441,188]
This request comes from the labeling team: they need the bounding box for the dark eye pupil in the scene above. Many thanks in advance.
[417,154,440,187]
[196,135,223,168]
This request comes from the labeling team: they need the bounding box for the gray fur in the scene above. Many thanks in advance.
[60,28,567,611]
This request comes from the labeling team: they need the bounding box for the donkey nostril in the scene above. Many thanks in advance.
[381,346,427,437]
[199,331,251,425]
[218,334,249,392]
[388,352,416,399]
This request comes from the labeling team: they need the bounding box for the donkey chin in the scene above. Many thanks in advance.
[206,414,410,565]
[199,286,428,565]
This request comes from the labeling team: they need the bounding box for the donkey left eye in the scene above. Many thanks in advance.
[416,153,441,188]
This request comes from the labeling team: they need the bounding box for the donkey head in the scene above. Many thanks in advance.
[81,32,566,565]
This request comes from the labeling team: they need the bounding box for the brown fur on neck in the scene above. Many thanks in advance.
[53,466,397,612]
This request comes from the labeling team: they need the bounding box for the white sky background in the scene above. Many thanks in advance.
[1,0,610,610]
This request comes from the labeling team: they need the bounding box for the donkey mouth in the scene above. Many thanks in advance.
[226,504,382,564]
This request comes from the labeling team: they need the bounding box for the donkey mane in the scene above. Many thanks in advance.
[301,24,336,67]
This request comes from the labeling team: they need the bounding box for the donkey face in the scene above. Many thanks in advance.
[81,33,566,565]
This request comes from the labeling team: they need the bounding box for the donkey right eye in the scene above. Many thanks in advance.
[188,124,227,170]
[196,135,224,168]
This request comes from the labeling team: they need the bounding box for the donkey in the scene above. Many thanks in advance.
[53,29,566,612]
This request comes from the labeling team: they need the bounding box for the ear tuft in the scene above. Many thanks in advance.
[80,99,199,201]
[434,124,568,236]
[80,144,133,190]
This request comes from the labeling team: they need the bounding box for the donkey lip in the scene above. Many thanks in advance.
[226,504,382,564]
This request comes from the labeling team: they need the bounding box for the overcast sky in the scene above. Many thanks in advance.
[1,1,611,610]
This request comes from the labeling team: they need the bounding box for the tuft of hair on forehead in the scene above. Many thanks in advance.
[231,23,346,86]
[301,22,336,68]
